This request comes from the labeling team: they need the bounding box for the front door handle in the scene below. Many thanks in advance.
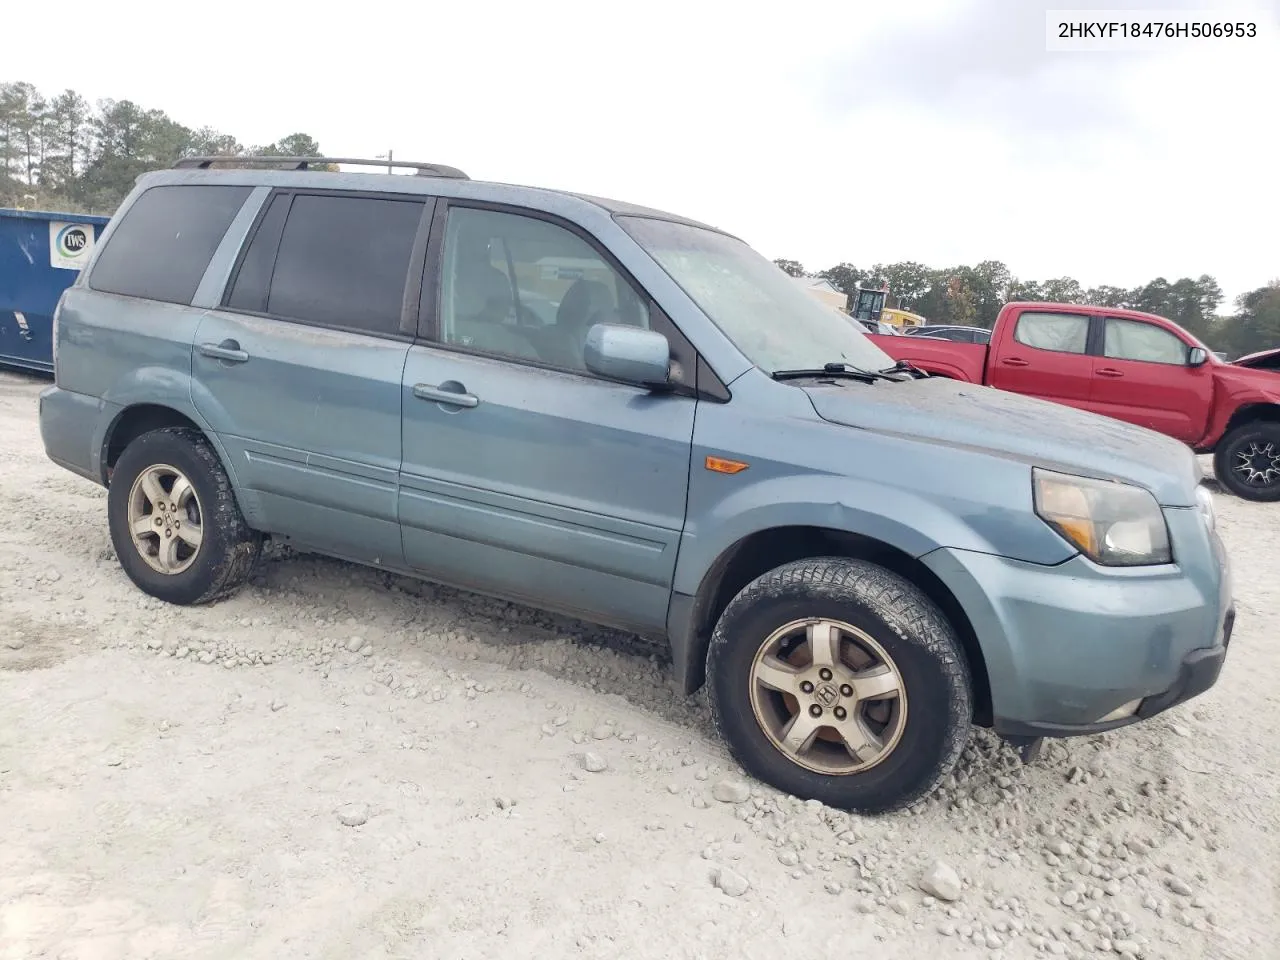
[1000,357,1030,367]
[413,382,479,408]
[198,339,249,363]
[1096,367,1124,378]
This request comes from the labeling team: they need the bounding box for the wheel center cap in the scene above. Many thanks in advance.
[813,681,841,707]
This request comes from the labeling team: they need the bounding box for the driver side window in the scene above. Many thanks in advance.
[1103,317,1189,365]
[438,207,650,373]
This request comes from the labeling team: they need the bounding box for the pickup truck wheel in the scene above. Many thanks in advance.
[107,427,262,605]
[1214,423,1280,502]
[706,558,971,813]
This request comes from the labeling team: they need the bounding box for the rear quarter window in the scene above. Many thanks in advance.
[89,184,252,305]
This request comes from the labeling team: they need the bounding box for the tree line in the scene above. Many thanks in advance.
[774,257,1278,360]
[0,80,329,215]
[3,79,1275,360]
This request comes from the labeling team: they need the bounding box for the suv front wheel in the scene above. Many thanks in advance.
[707,557,972,813]
[107,427,262,605]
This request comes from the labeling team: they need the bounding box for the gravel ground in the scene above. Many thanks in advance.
[0,369,1275,960]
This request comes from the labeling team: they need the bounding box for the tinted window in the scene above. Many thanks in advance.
[90,184,251,304]
[439,207,650,373]
[225,193,290,313]
[1103,318,1188,365]
[266,194,425,335]
[1013,311,1089,354]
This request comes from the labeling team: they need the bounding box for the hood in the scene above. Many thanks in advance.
[803,376,1201,506]
[1231,347,1280,371]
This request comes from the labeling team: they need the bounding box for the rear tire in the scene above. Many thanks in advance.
[1213,422,1280,502]
[107,427,261,604]
[707,557,971,813]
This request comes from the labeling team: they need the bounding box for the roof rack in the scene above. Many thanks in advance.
[173,156,470,179]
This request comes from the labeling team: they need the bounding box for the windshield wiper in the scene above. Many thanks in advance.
[772,362,884,384]
[878,359,926,378]
[772,361,909,384]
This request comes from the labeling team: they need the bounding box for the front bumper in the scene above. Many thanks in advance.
[996,607,1233,738]
[923,507,1233,737]
[1135,609,1233,719]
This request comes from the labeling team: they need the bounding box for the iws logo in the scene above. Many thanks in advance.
[57,226,89,259]
[49,220,97,270]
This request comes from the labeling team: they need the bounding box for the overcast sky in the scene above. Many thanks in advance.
[10,0,1278,307]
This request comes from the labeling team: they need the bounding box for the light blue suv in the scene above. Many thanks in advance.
[38,156,1234,812]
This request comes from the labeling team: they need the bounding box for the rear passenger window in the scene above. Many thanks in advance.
[89,185,251,305]
[259,194,425,336]
[1013,311,1089,354]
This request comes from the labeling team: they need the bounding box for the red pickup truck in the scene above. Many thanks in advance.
[868,302,1280,501]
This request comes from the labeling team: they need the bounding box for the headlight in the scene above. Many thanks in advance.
[1195,485,1216,533]
[1033,468,1172,566]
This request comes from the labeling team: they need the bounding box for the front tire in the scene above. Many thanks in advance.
[707,557,971,813]
[1214,422,1280,502]
[107,427,261,604]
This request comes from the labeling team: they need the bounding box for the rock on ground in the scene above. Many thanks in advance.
[714,867,750,897]
[711,778,751,803]
[336,802,370,827]
[918,860,963,902]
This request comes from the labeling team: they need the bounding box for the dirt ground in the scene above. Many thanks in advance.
[0,369,1275,960]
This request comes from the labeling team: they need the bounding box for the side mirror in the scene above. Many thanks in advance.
[583,323,672,387]
[1188,347,1208,367]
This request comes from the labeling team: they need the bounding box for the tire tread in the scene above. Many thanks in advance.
[109,427,260,605]
[707,556,971,813]
[1213,422,1280,502]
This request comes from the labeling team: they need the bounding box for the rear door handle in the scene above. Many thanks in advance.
[413,382,479,408]
[1000,357,1030,367]
[198,339,249,363]
[1096,367,1124,378]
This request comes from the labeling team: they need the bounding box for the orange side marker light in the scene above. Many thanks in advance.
[705,456,749,474]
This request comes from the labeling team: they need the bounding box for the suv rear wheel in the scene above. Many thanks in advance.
[107,427,261,604]
[1214,422,1280,502]
[707,557,971,813]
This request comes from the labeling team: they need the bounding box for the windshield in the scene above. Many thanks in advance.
[619,216,894,374]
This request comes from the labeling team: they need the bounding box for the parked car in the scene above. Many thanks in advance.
[39,159,1233,813]
[869,302,1280,502]
[1232,346,1280,371]
[902,324,992,345]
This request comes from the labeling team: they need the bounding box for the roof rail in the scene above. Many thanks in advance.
[173,156,470,179]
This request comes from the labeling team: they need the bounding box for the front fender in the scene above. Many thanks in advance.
[672,471,1073,597]
[1201,370,1280,448]
[917,361,977,381]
